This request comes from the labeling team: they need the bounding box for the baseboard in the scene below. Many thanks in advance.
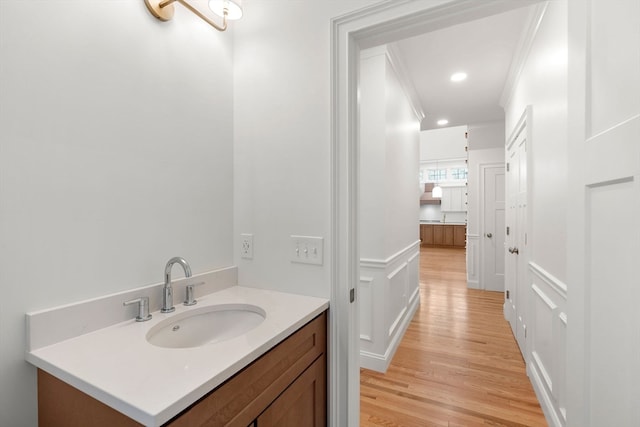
[360,290,420,372]
[528,362,565,427]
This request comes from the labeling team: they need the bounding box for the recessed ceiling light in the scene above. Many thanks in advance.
[437,119,449,126]
[450,72,467,82]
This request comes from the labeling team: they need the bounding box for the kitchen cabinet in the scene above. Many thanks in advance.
[420,224,466,248]
[454,225,466,247]
[441,186,467,212]
[420,223,434,245]
[38,312,327,427]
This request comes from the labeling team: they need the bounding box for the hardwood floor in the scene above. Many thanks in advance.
[360,246,547,427]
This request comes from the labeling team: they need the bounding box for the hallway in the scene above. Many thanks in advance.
[360,247,547,426]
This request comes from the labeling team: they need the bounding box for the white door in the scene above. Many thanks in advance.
[505,118,528,353]
[567,0,640,425]
[482,165,505,292]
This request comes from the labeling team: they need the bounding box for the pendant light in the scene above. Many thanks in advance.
[432,160,442,198]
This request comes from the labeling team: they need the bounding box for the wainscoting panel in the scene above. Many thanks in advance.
[466,234,480,289]
[528,262,567,427]
[387,262,407,338]
[359,276,374,342]
[359,241,420,372]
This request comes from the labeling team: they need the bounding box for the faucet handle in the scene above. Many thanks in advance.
[184,282,205,306]
[123,296,152,322]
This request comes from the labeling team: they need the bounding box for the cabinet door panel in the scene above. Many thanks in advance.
[443,225,454,246]
[433,226,444,245]
[257,355,326,427]
[453,226,466,247]
[423,225,434,245]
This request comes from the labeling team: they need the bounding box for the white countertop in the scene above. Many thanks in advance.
[419,221,467,225]
[26,286,329,426]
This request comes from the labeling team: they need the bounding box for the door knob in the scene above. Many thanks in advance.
[486,233,493,238]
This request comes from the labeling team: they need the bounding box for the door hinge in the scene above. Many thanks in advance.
[506,290,510,299]
[350,288,356,303]
[506,162,510,172]
[506,226,510,236]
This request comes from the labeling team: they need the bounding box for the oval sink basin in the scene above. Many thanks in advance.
[146,303,266,349]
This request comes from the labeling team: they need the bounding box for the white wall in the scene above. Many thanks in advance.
[468,121,505,150]
[358,47,421,371]
[419,125,468,161]
[383,55,421,257]
[360,50,389,260]
[232,0,379,296]
[0,2,235,425]
[503,1,568,425]
[505,2,568,284]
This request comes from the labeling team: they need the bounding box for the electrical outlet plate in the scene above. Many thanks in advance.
[290,235,323,265]
[240,233,253,259]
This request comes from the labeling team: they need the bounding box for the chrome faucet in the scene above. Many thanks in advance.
[162,257,192,313]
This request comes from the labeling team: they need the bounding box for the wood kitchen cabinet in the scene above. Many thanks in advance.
[420,224,466,248]
[453,225,466,247]
[38,312,327,427]
[420,224,434,245]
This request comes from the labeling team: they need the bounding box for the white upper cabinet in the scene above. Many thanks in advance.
[441,186,467,212]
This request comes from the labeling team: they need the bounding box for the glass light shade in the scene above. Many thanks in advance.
[208,0,243,20]
[432,185,443,198]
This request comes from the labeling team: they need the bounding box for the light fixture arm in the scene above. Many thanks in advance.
[145,0,229,31]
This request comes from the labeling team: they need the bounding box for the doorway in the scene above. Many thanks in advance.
[329,1,545,425]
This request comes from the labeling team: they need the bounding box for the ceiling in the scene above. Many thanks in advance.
[393,5,536,130]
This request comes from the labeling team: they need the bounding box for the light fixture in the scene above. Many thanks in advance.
[437,119,449,126]
[144,0,242,31]
[450,72,467,82]
[432,160,443,198]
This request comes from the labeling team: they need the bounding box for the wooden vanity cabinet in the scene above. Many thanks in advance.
[38,311,327,427]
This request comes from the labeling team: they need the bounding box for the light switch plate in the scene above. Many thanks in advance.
[290,235,323,265]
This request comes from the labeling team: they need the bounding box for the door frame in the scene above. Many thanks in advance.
[329,1,544,425]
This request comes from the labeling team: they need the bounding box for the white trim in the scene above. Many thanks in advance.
[359,289,419,372]
[532,283,558,310]
[387,261,408,281]
[386,44,426,122]
[360,240,421,269]
[529,362,565,427]
[358,276,374,342]
[559,311,567,325]
[499,2,549,108]
[529,261,568,299]
[532,350,554,393]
